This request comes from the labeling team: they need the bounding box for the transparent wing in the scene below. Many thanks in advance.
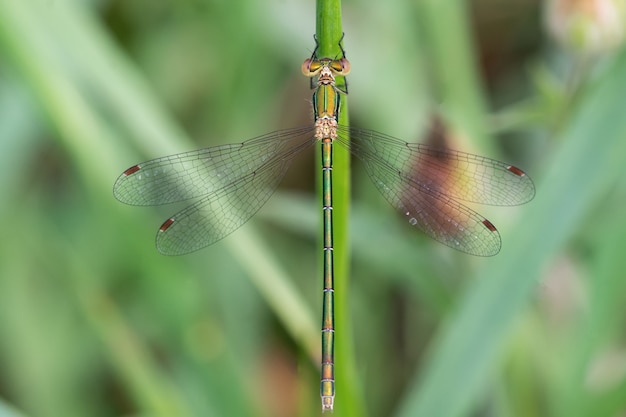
[156,155,299,255]
[335,126,534,256]
[113,126,315,206]
[339,126,535,206]
[367,159,502,255]
[113,126,317,255]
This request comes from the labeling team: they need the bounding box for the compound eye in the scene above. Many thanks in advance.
[339,58,351,75]
[301,58,312,76]
[330,58,351,75]
[302,59,323,76]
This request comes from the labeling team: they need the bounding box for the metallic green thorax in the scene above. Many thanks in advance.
[301,43,350,412]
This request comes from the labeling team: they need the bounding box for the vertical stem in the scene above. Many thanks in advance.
[315,0,343,58]
[315,1,366,415]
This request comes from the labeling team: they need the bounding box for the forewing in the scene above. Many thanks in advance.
[341,126,535,206]
[113,126,315,206]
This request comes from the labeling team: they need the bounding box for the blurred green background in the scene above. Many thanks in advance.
[2,0,626,416]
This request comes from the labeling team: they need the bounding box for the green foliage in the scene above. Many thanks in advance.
[0,1,625,417]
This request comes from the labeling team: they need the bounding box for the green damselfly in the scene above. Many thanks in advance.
[113,37,535,411]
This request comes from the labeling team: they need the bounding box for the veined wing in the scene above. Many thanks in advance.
[114,126,317,255]
[155,150,306,255]
[334,126,535,256]
[337,126,535,206]
[351,146,502,255]
[113,126,316,206]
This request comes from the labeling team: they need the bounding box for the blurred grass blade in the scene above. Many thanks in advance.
[556,191,626,417]
[0,400,29,417]
[398,47,626,417]
[0,0,317,363]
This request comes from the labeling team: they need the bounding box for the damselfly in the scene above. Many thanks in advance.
[113,37,535,412]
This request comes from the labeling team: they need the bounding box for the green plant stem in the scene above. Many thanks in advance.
[315,1,366,416]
